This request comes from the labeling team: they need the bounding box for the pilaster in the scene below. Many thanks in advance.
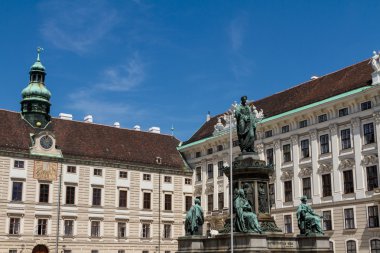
[351,118,365,199]
[291,135,300,205]
[309,129,320,204]
[274,140,282,208]
[329,124,342,201]
[374,112,380,175]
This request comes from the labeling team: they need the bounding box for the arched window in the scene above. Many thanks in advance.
[346,240,356,253]
[371,239,380,253]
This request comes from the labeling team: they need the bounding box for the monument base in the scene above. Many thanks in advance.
[177,233,333,253]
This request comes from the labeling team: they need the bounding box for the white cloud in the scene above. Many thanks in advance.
[96,53,145,91]
[227,14,248,52]
[39,0,119,54]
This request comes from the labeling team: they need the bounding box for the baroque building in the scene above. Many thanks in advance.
[179,54,380,253]
[1,51,192,253]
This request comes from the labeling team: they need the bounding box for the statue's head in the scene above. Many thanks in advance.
[238,189,245,197]
[194,198,201,205]
[240,96,247,104]
[300,196,308,203]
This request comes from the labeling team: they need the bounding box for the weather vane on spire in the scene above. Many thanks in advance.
[37,47,44,61]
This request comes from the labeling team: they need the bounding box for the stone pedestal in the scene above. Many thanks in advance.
[372,72,380,85]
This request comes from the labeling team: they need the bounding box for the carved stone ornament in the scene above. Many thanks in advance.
[205,183,214,194]
[299,167,312,177]
[213,117,225,132]
[373,112,380,124]
[194,186,202,196]
[317,163,332,174]
[362,154,378,166]
[338,159,355,170]
[370,51,380,72]
[280,169,294,181]
[329,124,337,135]
[309,129,317,141]
[255,143,264,153]
[351,117,360,129]
[217,181,224,192]
[269,174,276,184]
[274,140,281,149]
[291,135,299,145]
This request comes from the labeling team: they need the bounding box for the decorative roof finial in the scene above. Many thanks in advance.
[171,124,175,136]
[37,47,44,62]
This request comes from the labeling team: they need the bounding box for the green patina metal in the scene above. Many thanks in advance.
[178,85,373,150]
[20,47,51,128]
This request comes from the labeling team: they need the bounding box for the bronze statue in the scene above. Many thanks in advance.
[185,198,204,235]
[296,196,324,236]
[234,96,263,153]
[234,189,262,233]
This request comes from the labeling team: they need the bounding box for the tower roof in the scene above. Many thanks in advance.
[29,47,45,72]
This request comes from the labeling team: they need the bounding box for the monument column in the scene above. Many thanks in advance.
[274,140,283,208]
[351,118,365,199]
[309,129,321,204]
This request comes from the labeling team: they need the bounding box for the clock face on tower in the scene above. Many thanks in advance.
[40,135,53,150]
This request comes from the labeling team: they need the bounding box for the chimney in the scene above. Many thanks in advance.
[59,113,73,120]
[310,76,318,80]
[133,125,141,131]
[84,115,93,123]
[206,111,211,122]
[149,126,160,134]
[113,122,120,128]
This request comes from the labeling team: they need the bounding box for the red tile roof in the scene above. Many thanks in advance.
[0,110,186,170]
[184,59,373,145]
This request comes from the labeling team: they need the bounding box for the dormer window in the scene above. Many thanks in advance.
[361,101,372,111]
[156,157,162,164]
[299,120,308,128]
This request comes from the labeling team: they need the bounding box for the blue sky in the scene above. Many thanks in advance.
[1,1,380,141]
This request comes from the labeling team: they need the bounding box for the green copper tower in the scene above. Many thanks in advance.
[20,47,52,128]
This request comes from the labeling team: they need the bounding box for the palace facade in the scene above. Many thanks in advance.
[179,55,380,253]
[1,53,192,253]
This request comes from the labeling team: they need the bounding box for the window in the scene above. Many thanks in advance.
[119,190,128,208]
[118,222,127,238]
[91,221,100,237]
[318,114,327,123]
[65,186,75,205]
[217,145,223,151]
[284,215,292,233]
[299,120,308,128]
[39,184,49,203]
[207,164,213,179]
[9,217,20,235]
[343,170,354,194]
[37,218,47,235]
[9,250,17,253]
[207,194,213,212]
[284,181,292,202]
[92,188,102,206]
[300,139,310,158]
[322,211,332,231]
[14,160,25,169]
[282,125,289,133]
[364,122,375,144]
[67,166,76,173]
[195,151,201,158]
[369,206,379,228]
[143,192,151,209]
[142,223,150,238]
[93,168,102,176]
[119,171,128,178]
[206,148,213,155]
[269,184,275,207]
[164,176,172,183]
[165,194,172,211]
[143,174,151,181]
[142,251,149,253]
[341,129,351,149]
[265,130,273,138]
[283,144,291,162]
[91,251,99,253]
[64,220,73,236]
[185,178,192,185]
[217,161,224,177]
[322,174,332,197]
[346,240,356,253]
[367,166,379,191]
[302,177,311,199]
[329,241,334,251]
[218,192,224,210]
[118,250,125,253]
[371,239,380,253]
[320,134,329,154]
[163,224,171,239]
[266,148,274,165]
[196,167,201,182]
[11,181,23,201]
[185,196,192,211]
[344,208,355,229]
[361,101,372,111]
[339,107,348,117]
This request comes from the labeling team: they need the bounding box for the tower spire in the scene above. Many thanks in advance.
[36,47,44,62]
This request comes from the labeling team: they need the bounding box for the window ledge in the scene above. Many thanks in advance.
[7,234,21,237]
[342,228,357,234]
[366,226,380,231]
